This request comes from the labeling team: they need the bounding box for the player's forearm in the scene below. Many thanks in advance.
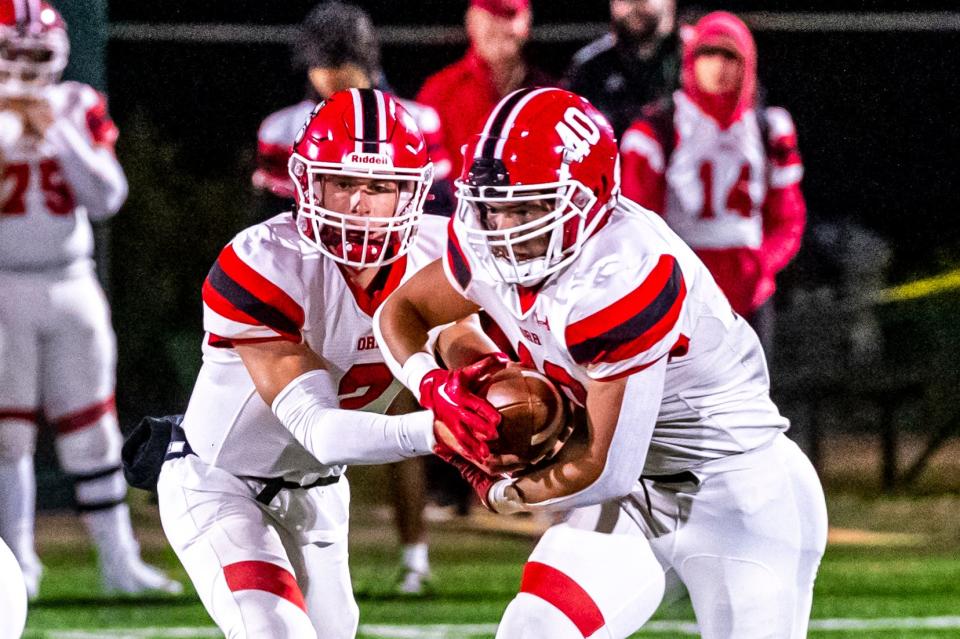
[435,314,501,369]
[489,365,665,514]
[491,454,642,514]
[761,185,806,274]
[512,442,610,506]
[272,369,436,466]
[373,297,441,397]
[47,119,127,219]
[375,259,485,398]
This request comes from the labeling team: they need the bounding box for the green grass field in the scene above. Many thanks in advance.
[20,474,960,639]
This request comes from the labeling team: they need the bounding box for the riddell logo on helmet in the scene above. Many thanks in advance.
[346,153,393,166]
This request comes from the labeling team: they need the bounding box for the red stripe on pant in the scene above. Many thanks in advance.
[520,561,605,637]
[0,409,38,423]
[223,560,307,613]
[52,396,116,435]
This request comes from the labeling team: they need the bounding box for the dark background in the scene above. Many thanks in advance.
[70,1,960,418]
[105,1,960,278]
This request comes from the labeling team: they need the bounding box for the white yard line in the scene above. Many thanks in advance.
[34,617,960,639]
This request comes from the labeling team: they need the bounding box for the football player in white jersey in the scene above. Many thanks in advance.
[157,88,501,639]
[375,87,828,639]
[254,4,454,592]
[0,0,180,598]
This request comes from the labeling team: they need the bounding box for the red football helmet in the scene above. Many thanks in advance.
[288,88,434,268]
[0,0,68,96]
[455,87,619,285]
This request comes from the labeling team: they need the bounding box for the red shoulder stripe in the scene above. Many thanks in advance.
[85,94,118,149]
[202,277,260,326]
[566,255,686,366]
[567,254,675,343]
[217,244,305,328]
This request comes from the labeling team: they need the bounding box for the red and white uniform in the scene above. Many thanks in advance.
[447,199,787,473]
[0,0,179,600]
[0,78,124,440]
[385,81,827,639]
[448,201,825,638]
[157,213,446,637]
[0,81,124,272]
[0,79,132,595]
[0,79,125,456]
[253,97,451,199]
[620,11,805,317]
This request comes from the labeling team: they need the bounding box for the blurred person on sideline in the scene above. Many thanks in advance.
[620,11,805,356]
[416,0,554,181]
[0,0,180,597]
[566,0,680,139]
[253,1,453,219]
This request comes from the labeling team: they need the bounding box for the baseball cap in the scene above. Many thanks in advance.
[470,0,530,19]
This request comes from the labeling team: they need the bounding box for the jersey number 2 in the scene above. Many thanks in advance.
[1,160,75,217]
[337,363,395,410]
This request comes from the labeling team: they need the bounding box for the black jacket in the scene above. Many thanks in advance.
[566,32,681,140]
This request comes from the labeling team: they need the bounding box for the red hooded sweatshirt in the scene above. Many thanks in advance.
[620,11,806,317]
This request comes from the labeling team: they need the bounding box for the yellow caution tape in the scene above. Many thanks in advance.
[878,267,960,303]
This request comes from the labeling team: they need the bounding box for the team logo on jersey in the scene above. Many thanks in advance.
[357,335,378,351]
[520,327,542,346]
[345,152,393,167]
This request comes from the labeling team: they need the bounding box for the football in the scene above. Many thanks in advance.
[479,364,569,465]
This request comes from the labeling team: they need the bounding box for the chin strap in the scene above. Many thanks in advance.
[487,478,527,514]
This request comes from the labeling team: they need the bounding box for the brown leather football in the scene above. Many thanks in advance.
[479,364,569,465]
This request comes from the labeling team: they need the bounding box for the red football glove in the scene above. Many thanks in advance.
[435,447,499,511]
[420,352,509,467]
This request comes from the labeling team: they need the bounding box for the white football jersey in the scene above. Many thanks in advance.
[0,81,124,272]
[445,198,788,474]
[181,213,448,485]
[620,91,801,251]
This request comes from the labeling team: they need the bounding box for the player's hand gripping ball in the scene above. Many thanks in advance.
[479,364,571,468]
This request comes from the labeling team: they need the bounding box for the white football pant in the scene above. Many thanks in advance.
[0,269,136,595]
[157,455,358,639]
[0,536,27,638]
[497,434,827,639]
